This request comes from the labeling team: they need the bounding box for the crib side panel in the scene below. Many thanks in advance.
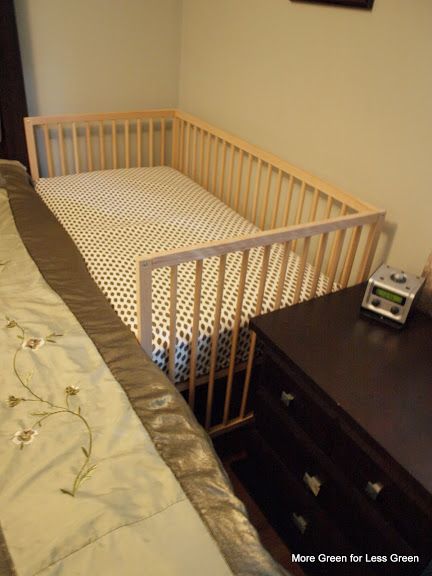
[24,110,176,180]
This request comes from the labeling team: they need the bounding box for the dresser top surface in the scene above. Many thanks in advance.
[251,283,432,495]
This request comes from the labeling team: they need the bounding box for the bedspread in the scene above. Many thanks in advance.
[0,161,288,576]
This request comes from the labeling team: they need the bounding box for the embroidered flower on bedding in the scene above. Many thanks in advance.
[12,428,39,448]
[5,317,96,497]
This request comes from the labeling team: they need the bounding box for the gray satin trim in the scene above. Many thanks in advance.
[0,522,16,576]
[2,163,288,576]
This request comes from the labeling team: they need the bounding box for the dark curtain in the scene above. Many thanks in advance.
[0,0,28,167]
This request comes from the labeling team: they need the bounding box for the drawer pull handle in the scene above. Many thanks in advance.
[303,472,323,497]
[365,481,384,501]
[280,391,295,407]
[292,513,308,534]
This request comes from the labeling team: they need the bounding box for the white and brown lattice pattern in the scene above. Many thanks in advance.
[36,167,332,382]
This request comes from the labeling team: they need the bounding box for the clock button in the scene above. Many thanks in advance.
[390,306,400,315]
[372,298,381,307]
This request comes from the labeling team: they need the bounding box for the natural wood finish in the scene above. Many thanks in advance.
[24,108,385,435]
[206,254,227,429]
[43,125,53,177]
[98,122,105,170]
[189,259,203,411]
[293,236,311,304]
[260,164,273,229]
[251,159,262,225]
[169,265,178,383]
[275,241,292,310]
[72,122,80,174]
[160,118,165,165]
[233,149,244,212]
[339,226,362,288]
[85,123,93,172]
[223,250,250,425]
[111,120,117,169]
[241,245,271,417]
[124,120,130,169]
[310,232,329,299]
[57,124,66,176]
[270,169,283,229]
[148,118,154,167]
[282,175,295,226]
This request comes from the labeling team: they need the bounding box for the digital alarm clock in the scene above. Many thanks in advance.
[361,264,425,328]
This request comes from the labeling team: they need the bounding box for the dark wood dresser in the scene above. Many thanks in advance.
[249,284,432,576]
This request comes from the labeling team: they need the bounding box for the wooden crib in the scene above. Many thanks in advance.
[24,109,385,435]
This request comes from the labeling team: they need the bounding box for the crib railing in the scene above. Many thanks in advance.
[173,111,377,231]
[24,110,175,180]
[137,209,384,435]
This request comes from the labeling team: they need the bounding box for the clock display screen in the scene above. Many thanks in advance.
[373,286,406,305]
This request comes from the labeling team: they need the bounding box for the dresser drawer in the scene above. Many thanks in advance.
[246,430,373,576]
[255,388,420,565]
[260,352,334,454]
[332,427,432,556]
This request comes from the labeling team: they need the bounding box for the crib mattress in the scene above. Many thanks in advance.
[36,167,331,382]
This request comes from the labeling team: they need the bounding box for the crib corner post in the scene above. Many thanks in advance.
[136,257,153,358]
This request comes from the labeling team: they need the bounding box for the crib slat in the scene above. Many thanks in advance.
[339,226,361,288]
[160,119,165,165]
[171,117,178,169]
[124,120,130,169]
[251,159,262,225]
[188,259,203,410]
[309,232,329,298]
[242,153,253,217]
[98,122,105,170]
[184,122,191,175]
[57,124,67,176]
[292,181,307,251]
[43,125,54,177]
[326,213,347,294]
[223,250,249,425]
[199,129,205,184]
[325,196,333,219]
[275,240,292,309]
[148,118,154,167]
[293,236,311,304]
[72,122,80,173]
[309,188,320,222]
[206,254,227,429]
[241,245,271,418]
[136,119,142,168]
[226,144,235,206]
[111,120,117,169]
[233,149,244,212]
[204,132,211,189]
[191,125,197,176]
[168,265,178,383]
[211,137,219,194]
[282,174,295,226]
[356,215,384,282]
[179,120,185,173]
[260,163,273,229]
[219,141,227,199]
[85,123,93,172]
[326,204,347,276]
[270,169,283,229]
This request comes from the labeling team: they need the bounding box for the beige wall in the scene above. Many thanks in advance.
[15,0,182,115]
[179,0,432,273]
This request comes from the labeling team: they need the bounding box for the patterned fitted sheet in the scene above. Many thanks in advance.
[36,167,331,382]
